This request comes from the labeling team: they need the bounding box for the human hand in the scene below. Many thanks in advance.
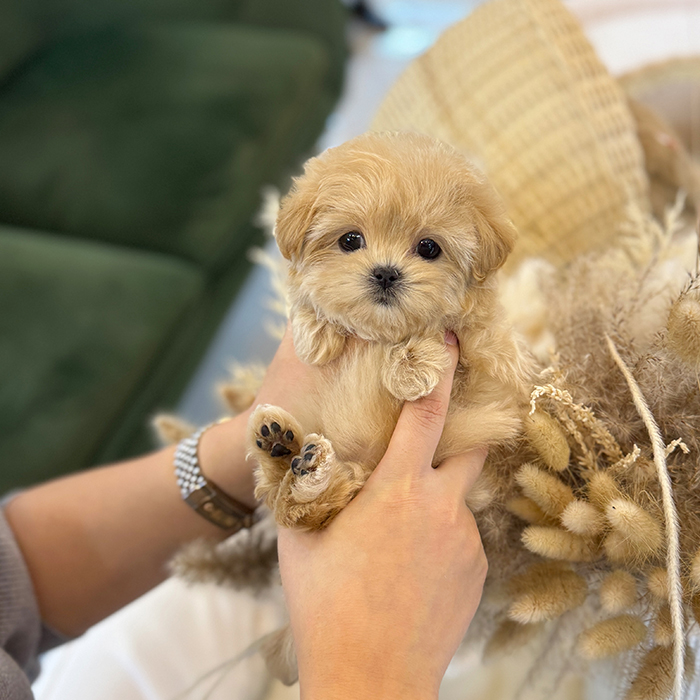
[251,322,328,412]
[278,335,488,700]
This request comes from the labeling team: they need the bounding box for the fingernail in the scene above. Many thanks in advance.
[445,330,458,346]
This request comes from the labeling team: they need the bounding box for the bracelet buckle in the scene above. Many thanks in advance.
[184,481,257,531]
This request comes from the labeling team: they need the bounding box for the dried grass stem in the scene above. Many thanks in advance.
[605,335,685,700]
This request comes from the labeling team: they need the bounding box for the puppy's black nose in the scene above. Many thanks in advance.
[372,266,401,290]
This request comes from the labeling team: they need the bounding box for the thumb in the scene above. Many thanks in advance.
[436,447,488,499]
[378,333,459,478]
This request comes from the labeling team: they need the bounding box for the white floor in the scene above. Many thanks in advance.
[176,0,483,425]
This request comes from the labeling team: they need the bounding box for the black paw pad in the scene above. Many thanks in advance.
[255,416,299,460]
[290,442,322,476]
[291,454,313,476]
[271,443,292,457]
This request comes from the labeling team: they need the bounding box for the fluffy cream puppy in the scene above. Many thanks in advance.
[249,131,532,531]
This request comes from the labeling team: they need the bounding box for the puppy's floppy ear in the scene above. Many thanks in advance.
[274,180,318,263]
[469,182,518,281]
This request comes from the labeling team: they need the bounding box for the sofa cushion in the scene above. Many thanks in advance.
[0,23,329,271]
[0,226,204,492]
[31,0,347,92]
[0,0,41,83]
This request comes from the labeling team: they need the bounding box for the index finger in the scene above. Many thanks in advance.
[379,335,460,477]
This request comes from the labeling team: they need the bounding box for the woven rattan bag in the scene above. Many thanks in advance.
[372,0,651,270]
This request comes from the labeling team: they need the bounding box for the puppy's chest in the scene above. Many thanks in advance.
[311,343,402,468]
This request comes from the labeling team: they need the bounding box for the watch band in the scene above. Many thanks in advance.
[174,421,257,531]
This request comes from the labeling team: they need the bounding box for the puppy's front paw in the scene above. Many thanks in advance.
[276,436,363,531]
[249,405,303,506]
[288,437,335,497]
[382,337,451,401]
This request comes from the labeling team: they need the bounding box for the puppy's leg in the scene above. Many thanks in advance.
[249,404,304,507]
[382,335,451,401]
[274,436,365,530]
[438,401,522,455]
[292,305,346,365]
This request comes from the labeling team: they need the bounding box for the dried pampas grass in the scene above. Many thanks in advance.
[507,562,588,624]
[524,411,571,472]
[217,363,267,415]
[468,199,700,700]
[152,414,196,446]
[170,516,280,592]
[515,463,574,517]
[561,499,604,537]
[667,282,700,370]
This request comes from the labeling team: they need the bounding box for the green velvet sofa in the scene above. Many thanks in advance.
[0,0,347,494]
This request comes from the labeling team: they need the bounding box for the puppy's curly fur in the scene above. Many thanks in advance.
[250,131,533,531]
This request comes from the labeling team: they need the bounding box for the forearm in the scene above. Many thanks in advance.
[4,409,255,638]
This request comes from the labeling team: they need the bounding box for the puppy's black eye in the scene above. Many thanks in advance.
[338,231,365,252]
[416,238,441,260]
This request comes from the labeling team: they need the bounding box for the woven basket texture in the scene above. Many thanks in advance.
[372,0,651,269]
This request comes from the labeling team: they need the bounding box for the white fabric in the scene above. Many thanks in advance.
[32,578,284,700]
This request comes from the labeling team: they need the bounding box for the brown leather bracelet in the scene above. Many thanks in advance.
[174,420,257,531]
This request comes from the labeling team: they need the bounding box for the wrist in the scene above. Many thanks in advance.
[297,641,440,700]
[196,409,256,510]
[301,673,438,700]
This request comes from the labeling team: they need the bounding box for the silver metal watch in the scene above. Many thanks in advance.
[174,421,257,531]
